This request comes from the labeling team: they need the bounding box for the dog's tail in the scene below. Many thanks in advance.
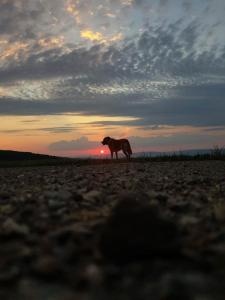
[127,140,132,155]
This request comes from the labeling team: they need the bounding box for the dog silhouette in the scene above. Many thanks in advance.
[101,136,132,160]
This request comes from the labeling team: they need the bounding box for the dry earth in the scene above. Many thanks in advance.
[0,160,225,300]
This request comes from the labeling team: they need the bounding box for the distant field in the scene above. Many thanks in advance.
[0,149,224,168]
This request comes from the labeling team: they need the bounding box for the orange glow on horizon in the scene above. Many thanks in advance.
[1,115,225,157]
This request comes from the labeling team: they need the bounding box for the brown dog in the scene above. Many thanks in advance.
[101,136,132,160]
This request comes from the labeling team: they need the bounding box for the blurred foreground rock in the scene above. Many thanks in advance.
[100,193,181,263]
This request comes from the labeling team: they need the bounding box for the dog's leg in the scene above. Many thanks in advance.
[126,152,130,160]
[110,150,113,159]
[122,149,128,160]
[116,152,118,160]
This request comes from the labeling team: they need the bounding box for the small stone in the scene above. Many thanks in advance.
[0,264,20,283]
[158,272,224,300]
[72,192,83,202]
[213,202,225,222]
[83,190,102,203]
[77,264,102,289]
[32,256,62,278]
[48,199,64,209]
[44,191,59,199]
[155,193,169,203]
[57,190,72,201]
[179,215,199,226]
[0,191,11,201]
[2,218,29,236]
[44,190,72,200]
[0,204,14,214]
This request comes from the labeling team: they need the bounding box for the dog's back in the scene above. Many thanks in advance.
[119,139,132,154]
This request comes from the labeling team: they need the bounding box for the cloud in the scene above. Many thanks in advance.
[1,84,225,127]
[182,0,192,12]
[0,126,76,134]
[38,36,65,49]
[159,0,169,7]
[0,0,44,37]
[80,29,123,44]
[65,0,81,24]
[49,136,99,151]
[81,30,104,42]
[128,133,223,148]
[37,126,76,133]
[203,126,225,132]
[1,18,224,84]
[20,119,40,123]
[0,0,225,132]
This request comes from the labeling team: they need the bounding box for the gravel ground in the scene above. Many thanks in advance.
[0,160,225,300]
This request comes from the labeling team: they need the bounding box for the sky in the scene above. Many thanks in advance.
[0,0,225,157]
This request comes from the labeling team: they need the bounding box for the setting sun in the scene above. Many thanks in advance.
[100,150,104,154]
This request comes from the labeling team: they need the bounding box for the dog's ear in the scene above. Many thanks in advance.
[102,137,108,145]
[102,136,111,145]
[106,137,111,144]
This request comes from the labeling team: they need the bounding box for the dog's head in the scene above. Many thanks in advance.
[101,136,111,145]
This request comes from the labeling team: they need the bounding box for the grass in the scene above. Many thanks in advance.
[210,145,225,158]
[0,153,225,168]
[137,153,225,162]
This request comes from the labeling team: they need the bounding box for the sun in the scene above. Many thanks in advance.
[100,150,104,154]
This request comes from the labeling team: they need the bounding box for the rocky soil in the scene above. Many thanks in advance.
[0,160,225,300]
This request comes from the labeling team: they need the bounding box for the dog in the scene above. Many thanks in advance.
[101,136,132,160]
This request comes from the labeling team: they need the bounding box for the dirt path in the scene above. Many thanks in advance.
[1,161,225,299]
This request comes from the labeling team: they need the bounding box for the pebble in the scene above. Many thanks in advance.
[2,218,29,236]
